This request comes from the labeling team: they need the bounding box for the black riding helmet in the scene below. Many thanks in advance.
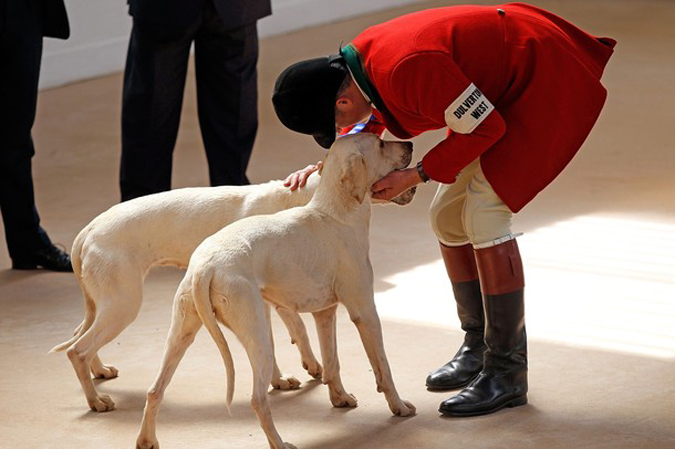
[272,53,347,149]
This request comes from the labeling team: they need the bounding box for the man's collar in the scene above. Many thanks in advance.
[347,69,373,106]
[340,44,385,111]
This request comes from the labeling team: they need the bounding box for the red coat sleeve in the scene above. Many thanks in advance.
[388,52,506,183]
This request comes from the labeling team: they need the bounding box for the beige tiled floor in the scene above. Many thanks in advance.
[1,1,674,448]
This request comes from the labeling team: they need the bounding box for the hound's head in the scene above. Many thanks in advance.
[320,133,414,205]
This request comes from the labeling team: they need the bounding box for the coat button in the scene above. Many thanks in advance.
[497,8,506,15]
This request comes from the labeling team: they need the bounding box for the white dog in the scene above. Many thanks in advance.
[51,135,416,413]
[136,134,416,449]
[51,171,325,412]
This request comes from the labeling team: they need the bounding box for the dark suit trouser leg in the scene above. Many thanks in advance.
[194,16,259,186]
[0,0,51,260]
[119,18,194,201]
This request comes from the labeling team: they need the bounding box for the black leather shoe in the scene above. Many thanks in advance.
[426,336,485,390]
[439,369,528,416]
[12,244,73,272]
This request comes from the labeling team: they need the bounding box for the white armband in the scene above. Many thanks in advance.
[444,83,494,134]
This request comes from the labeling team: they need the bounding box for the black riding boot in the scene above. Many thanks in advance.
[426,243,486,390]
[439,238,528,416]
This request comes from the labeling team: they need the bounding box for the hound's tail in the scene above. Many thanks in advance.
[192,270,235,412]
[49,229,95,354]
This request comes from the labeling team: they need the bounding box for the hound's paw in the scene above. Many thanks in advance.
[390,399,416,417]
[330,390,358,408]
[92,364,119,379]
[271,375,302,390]
[88,394,115,412]
[302,360,323,379]
[136,436,159,449]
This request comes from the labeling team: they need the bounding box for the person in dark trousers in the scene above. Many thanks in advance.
[0,0,72,272]
[273,4,615,417]
[119,0,271,201]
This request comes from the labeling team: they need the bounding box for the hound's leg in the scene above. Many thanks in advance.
[229,286,297,449]
[136,293,203,449]
[265,304,301,390]
[312,305,357,407]
[276,307,323,379]
[341,283,415,417]
[90,354,119,379]
[66,275,143,412]
[84,266,144,382]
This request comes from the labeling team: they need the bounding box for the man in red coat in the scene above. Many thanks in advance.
[273,3,615,416]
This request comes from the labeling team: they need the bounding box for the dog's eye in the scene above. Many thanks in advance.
[379,140,384,149]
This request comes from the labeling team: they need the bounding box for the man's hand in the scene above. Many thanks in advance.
[284,161,323,190]
[372,167,423,201]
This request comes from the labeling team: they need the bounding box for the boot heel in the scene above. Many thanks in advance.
[508,395,528,408]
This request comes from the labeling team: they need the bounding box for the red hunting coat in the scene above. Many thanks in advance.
[349,3,615,212]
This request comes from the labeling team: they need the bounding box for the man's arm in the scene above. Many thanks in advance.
[371,166,424,201]
[390,52,506,184]
[284,161,323,190]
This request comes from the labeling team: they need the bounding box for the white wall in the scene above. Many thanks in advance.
[40,0,422,90]
[40,0,132,89]
[258,0,422,38]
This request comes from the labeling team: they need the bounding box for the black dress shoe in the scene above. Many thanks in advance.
[12,244,73,272]
[439,369,528,416]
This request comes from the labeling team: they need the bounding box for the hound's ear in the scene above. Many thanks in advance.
[340,153,367,203]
